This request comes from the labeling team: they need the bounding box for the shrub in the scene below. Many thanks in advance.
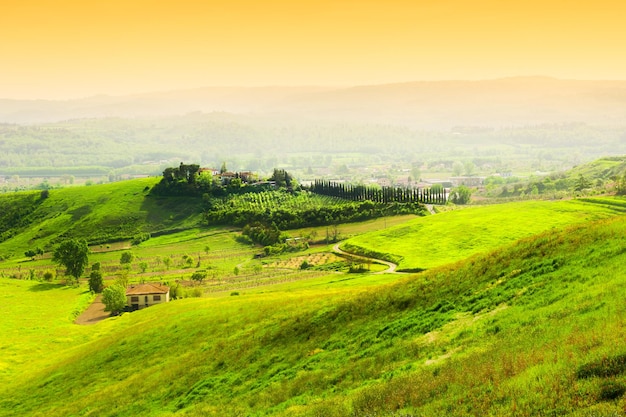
[42,270,55,282]
[235,234,254,245]
[131,233,151,245]
[449,185,472,205]
[188,287,203,298]
[576,353,626,379]
[599,381,626,401]
[120,251,134,264]
[169,282,182,300]
[348,263,368,273]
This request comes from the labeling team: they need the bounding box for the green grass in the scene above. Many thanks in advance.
[0,213,625,416]
[0,279,95,383]
[568,155,626,180]
[0,177,205,259]
[342,198,626,270]
[1,177,626,416]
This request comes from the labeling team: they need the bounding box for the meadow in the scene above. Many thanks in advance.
[0,176,208,257]
[342,198,626,271]
[0,212,624,416]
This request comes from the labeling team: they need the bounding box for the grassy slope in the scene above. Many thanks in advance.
[0,280,95,382]
[568,155,626,180]
[0,215,625,416]
[342,198,626,270]
[0,178,205,258]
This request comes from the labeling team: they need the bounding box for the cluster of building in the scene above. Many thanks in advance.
[198,168,258,185]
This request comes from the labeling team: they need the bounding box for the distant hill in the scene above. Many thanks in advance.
[2,77,626,128]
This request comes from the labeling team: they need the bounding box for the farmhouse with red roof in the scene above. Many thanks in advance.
[126,283,170,310]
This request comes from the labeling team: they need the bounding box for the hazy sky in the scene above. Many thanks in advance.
[2,0,625,99]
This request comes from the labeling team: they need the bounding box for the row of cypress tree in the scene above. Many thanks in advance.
[309,180,447,204]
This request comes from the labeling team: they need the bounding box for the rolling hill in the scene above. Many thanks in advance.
[0,177,206,258]
[341,198,626,271]
[0,210,624,416]
[0,158,624,415]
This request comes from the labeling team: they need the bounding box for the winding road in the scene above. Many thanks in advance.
[332,243,401,274]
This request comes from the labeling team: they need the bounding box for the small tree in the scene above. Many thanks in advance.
[170,282,182,300]
[574,174,591,192]
[52,239,89,282]
[138,261,148,273]
[115,272,130,289]
[88,270,104,293]
[163,256,172,269]
[102,285,126,314]
[449,185,472,205]
[615,173,626,195]
[191,270,207,284]
[431,183,444,193]
[120,251,134,265]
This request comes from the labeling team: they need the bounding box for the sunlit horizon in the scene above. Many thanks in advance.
[2,0,626,100]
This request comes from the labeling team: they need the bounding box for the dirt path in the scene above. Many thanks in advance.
[332,243,401,274]
[75,295,110,325]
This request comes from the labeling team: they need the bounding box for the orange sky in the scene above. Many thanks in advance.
[1,0,625,99]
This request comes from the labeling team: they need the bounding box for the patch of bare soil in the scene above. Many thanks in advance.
[74,295,110,325]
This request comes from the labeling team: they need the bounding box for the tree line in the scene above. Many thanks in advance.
[309,180,447,204]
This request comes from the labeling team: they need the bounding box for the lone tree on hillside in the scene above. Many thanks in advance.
[52,239,89,282]
[102,285,127,315]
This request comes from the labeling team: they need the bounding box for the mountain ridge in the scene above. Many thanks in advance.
[3,77,626,128]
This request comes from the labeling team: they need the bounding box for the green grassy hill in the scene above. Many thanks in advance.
[0,178,206,258]
[0,214,625,416]
[341,198,626,271]
[568,155,626,181]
